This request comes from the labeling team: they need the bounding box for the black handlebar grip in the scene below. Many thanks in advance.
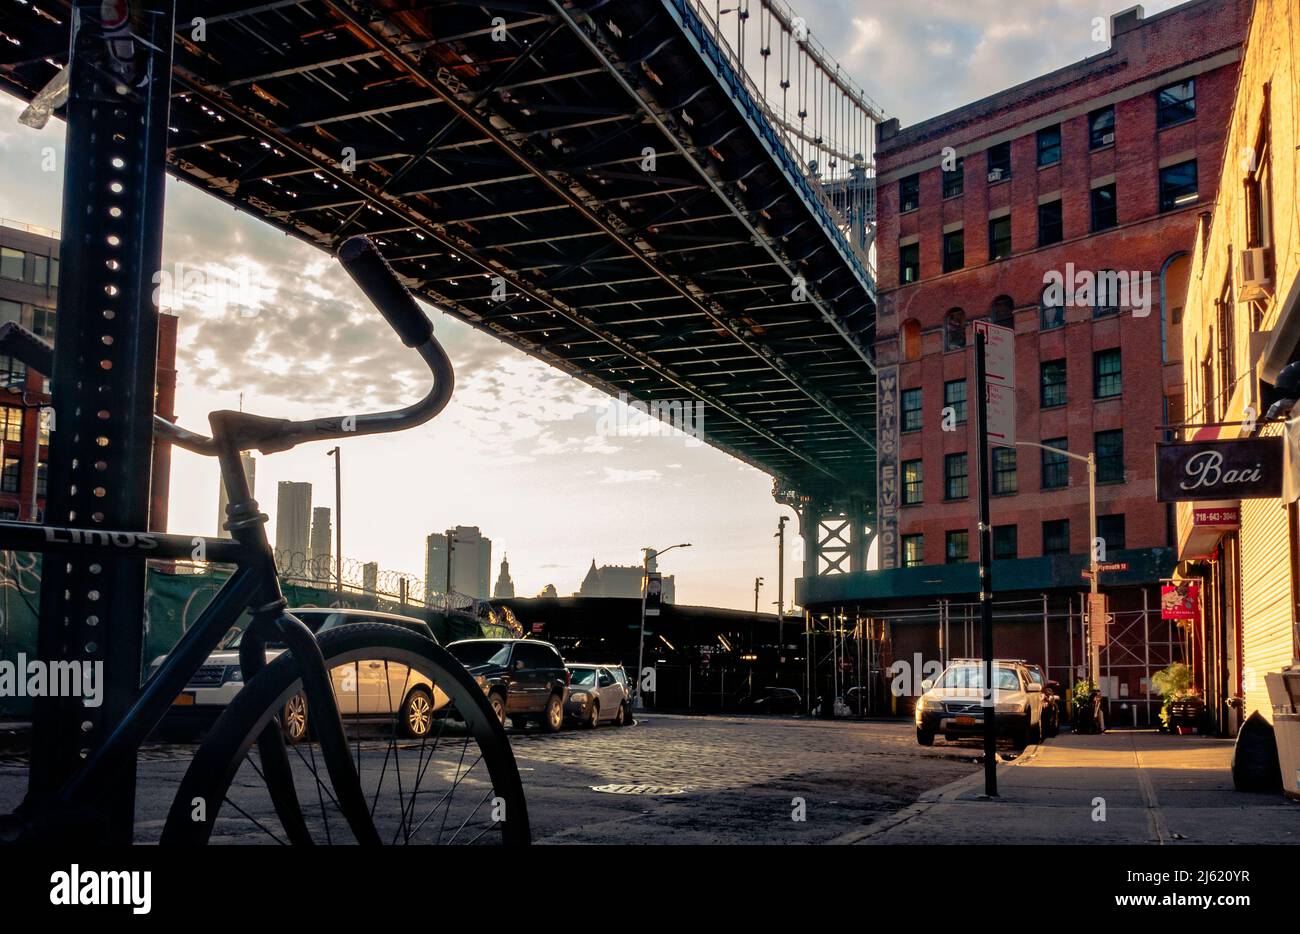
[337,235,434,348]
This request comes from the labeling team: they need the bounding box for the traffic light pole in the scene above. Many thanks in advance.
[974,332,998,797]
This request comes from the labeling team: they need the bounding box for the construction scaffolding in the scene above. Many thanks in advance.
[805,587,1186,724]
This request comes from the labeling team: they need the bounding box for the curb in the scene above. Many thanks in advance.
[829,740,1047,845]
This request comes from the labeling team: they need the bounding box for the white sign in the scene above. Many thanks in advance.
[973,321,1015,445]
[973,321,1014,386]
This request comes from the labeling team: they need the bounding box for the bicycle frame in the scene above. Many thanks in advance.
[0,435,378,842]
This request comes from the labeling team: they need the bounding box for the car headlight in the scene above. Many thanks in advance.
[569,691,588,705]
[223,666,243,684]
[917,695,941,710]
[474,674,487,690]
[995,701,1027,714]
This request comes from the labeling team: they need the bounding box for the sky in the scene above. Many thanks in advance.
[0,0,1185,609]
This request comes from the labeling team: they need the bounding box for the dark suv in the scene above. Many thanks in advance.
[447,638,569,732]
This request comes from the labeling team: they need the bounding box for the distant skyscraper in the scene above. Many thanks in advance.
[424,526,493,602]
[274,481,312,572]
[493,555,515,599]
[310,506,332,581]
[216,452,256,538]
[362,561,378,596]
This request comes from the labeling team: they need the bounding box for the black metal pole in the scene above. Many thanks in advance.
[975,332,998,796]
[26,1,176,841]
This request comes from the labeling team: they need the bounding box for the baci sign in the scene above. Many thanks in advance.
[1155,438,1283,502]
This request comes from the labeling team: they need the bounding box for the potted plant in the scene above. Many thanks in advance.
[1152,663,1203,733]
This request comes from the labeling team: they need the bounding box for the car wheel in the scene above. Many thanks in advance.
[281,692,309,744]
[487,691,507,727]
[612,703,627,727]
[1013,728,1030,751]
[583,702,599,729]
[541,693,564,733]
[400,687,435,739]
[916,728,935,746]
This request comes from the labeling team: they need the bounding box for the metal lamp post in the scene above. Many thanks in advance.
[635,542,690,709]
[326,447,342,595]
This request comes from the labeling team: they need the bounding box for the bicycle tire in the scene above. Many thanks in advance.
[160,623,530,845]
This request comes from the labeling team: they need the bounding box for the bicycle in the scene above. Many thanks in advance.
[0,236,530,845]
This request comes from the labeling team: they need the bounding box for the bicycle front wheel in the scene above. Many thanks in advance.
[160,623,530,845]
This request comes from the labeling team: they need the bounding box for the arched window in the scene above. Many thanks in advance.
[944,308,966,351]
[1040,288,1066,331]
[900,318,922,361]
[991,294,1015,326]
[1160,252,1190,363]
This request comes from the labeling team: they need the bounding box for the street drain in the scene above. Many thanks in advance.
[592,783,688,796]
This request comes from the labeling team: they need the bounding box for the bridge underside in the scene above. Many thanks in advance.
[1,0,876,505]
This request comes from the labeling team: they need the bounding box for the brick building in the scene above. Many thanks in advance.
[799,0,1252,719]
[0,220,177,528]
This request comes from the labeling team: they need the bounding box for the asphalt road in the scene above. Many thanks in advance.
[0,714,980,844]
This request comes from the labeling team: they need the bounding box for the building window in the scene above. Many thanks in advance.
[1097,514,1126,551]
[1,456,20,495]
[1037,199,1063,247]
[945,530,969,564]
[1159,160,1198,211]
[0,248,24,281]
[990,294,1015,326]
[0,406,23,444]
[1037,125,1061,167]
[31,254,49,287]
[992,447,1017,495]
[0,300,19,326]
[1095,429,1124,482]
[899,242,920,284]
[1090,184,1117,232]
[988,216,1011,261]
[27,306,54,339]
[1042,519,1070,555]
[902,459,924,505]
[902,534,924,568]
[993,524,1018,559]
[942,229,964,272]
[1040,359,1067,408]
[942,157,964,198]
[1041,438,1069,489]
[1088,105,1115,149]
[901,387,923,432]
[899,173,920,213]
[1040,289,1066,330]
[35,458,47,498]
[1093,348,1122,398]
[0,356,26,391]
[987,141,1011,181]
[944,452,969,500]
[1094,270,1122,317]
[900,318,922,361]
[1156,78,1195,128]
[944,378,967,424]
[944,309,967,351]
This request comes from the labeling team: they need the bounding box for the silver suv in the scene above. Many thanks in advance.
[564,664,632,728]
[914,658,1044,748]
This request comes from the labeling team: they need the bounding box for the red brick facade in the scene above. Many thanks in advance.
[872,0,1250,569]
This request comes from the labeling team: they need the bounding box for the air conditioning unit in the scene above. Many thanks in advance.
[1101,132,1115,146]
[1238,247,1272,301]
[987,169,1005,183]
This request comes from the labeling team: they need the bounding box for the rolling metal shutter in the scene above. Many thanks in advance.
[1239,498,1295,721]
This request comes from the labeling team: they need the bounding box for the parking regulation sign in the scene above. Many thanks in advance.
[973,321,1015,445]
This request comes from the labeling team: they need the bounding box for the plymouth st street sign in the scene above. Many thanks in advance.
[1155,438,1283,502]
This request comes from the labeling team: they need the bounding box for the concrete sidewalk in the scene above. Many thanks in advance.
[839,729,1300,844]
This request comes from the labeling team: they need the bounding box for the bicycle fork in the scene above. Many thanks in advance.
[240,609,381,845]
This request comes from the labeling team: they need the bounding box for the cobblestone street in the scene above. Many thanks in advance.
[0,714,980,844]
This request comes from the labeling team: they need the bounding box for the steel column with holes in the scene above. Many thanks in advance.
[24,1,176,843]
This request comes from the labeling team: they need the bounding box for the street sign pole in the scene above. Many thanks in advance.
[974,332,998,797]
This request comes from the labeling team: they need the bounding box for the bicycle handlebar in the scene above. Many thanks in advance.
[0,237,454,457]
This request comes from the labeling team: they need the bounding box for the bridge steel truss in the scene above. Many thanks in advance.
[3,0,880,516]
